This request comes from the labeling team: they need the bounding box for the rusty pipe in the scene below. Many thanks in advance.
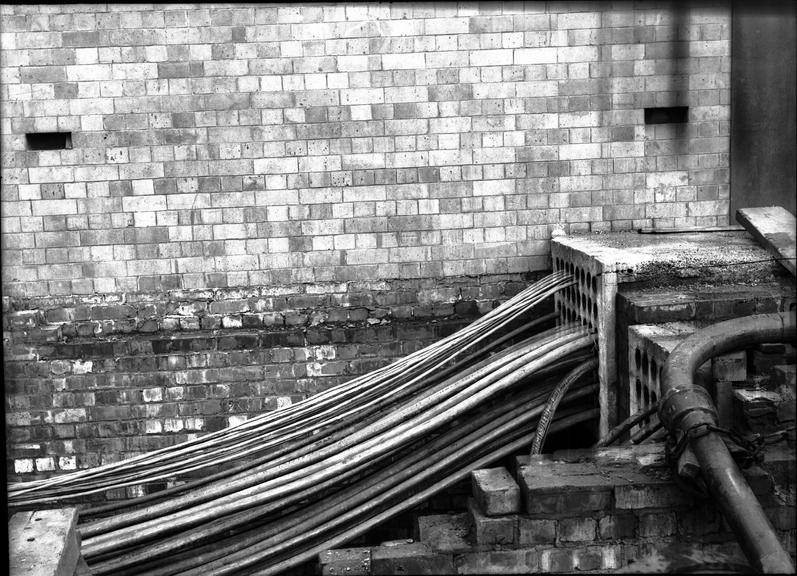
[658,312,795,573]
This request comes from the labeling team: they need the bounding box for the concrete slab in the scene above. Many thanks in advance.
[9,508,80,576]
[554,230,781,285]
[737,206,796,276]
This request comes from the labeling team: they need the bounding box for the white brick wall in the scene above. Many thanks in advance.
[0,2,731,297]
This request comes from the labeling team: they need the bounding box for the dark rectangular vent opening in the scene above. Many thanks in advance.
[644,106,689,124]
[26,132,72,150]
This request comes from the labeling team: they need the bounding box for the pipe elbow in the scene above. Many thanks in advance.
[658,311,796,435]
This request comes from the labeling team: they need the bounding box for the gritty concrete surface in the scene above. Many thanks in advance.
[737,206,796,276]
[554,230,785,286]
[8,508,80,576]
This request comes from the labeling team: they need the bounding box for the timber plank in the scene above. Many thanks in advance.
[736,206,796,277]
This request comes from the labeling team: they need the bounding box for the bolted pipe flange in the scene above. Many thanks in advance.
[658,384,717,434]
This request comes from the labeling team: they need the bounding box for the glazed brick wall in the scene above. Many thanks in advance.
[1,2,731,483]
[0,2,731,299]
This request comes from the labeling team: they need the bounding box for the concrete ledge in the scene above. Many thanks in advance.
[9,508,80,576]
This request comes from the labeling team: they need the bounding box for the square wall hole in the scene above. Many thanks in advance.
[644,106,689,124]
[25,132,72,150]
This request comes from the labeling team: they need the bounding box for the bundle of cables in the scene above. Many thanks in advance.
[7,271,599,576]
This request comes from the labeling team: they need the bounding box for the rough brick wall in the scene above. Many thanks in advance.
[4,276,544,487]
[321,444,796,574]
[1,2,732,482]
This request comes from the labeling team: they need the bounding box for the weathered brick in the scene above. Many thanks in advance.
[638,512,678,538]
[539,548,576,572]
[370,542,455,575]
[519,467,614,514]
[558,516,597,543]
[599,513,637,541]
[455,549,540,575]
[467,497,515,547]
[518,517,556,545]
[471,467,521,516]
[417,513,471,553]
[615,481,694,510]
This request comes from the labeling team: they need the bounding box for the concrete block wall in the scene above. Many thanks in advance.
[2,2,731,482]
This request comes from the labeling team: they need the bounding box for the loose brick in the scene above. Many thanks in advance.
[471,467,521,516]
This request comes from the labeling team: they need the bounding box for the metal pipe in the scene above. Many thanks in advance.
[594,402,659,448]
[254,408,601,576]
[658,312,795,574]
[82,331,593,557]
[11,273,575,505]
[83,313,561,519]
[80,327,579,542]
[530,358,598,454]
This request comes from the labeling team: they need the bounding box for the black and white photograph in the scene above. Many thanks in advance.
[2,1,795,574]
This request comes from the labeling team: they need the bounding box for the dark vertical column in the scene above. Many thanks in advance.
[731,0,797,216]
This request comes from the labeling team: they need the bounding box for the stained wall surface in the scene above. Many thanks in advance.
[730,0,797,216]
[1,2,732,483]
